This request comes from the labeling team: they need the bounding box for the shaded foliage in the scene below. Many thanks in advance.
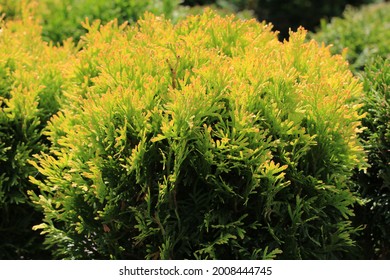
[353,57,390,259]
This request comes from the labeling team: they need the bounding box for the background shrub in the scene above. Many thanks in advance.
[0,0,187,44]
[353,57,390,259]
[30,11,366,259]
[0,13,75,259]
[312,2,390,72]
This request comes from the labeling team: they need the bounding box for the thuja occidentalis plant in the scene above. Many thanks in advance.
[29,11,367,260]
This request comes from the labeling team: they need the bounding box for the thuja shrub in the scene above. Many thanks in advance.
[31,11,366,259]
[353,57,390,259]
[0,14,75,258]
[312,2,390,72]
[0,0,185,44]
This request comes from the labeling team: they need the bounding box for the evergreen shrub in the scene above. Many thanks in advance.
[0,14,75,258]
[31,11,367,259]
[353,57,390,259]
[312,2,390,72]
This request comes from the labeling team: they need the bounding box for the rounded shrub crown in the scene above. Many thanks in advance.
[31,11,366,259]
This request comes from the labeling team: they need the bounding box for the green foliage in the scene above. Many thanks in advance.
[30,11,366,259]
[353,57,390,259]
[0,14,75,259]
[0,0,186,44]
[312,2,390,72]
